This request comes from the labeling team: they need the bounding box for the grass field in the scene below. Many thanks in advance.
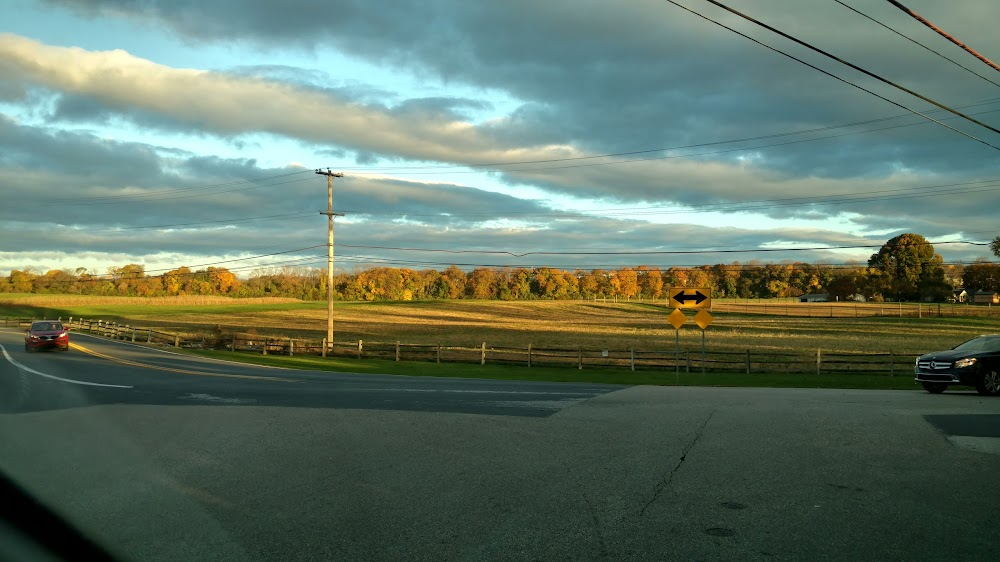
[4,294,998,358]
[182,349,920,390]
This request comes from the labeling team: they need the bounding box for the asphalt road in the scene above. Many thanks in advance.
[2,328,999,561]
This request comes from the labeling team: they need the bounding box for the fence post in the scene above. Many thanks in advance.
[131,328,136,343]
[358,339,363,359]
[232,334,237,351]
[630,348,635,372]
[481,342,486,366]
[396,341,400,362]
[918,303,922,319]
[890,351,894,377]
[174,335,180,348]
[816,348,822,375]
[746,349,751,374]
[578,348,583,370]
[527,343,532,368]
[147,329,152,343]
[263,339,268,355]
[322,338,327,357]
[289,338,294,357]
[437,344,441,364]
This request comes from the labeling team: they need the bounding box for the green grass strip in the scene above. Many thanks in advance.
[183,348,920,390]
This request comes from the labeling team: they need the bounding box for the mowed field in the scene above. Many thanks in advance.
[3,294,999,357]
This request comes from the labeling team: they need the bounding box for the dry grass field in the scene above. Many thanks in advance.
[4,295,998,356]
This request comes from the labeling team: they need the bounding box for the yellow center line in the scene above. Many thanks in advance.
[70,343,297,383]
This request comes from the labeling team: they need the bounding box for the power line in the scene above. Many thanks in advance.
[697,0,1000,136]
[834,0,1000,88]
[330,99,1000,175]
[662,0,1000,152]
[332,253,993,272]
[337,106,999,178]
[885,0,1000,74]
[97,211,315,231]
[334,240,988,258]
[342,177,1000,219]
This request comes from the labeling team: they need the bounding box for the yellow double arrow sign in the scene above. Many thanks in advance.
[666,287,713,330]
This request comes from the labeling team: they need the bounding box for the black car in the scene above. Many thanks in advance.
[914,335,1000,395]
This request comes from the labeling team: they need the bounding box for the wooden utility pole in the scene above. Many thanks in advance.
[316,169,344,353]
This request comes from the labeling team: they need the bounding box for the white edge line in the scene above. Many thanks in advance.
[0,344,133,389]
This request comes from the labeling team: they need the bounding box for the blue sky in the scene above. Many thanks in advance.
[2,0,999,278]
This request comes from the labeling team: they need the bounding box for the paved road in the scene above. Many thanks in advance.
[2,329,999,561]
[1,330,616,417]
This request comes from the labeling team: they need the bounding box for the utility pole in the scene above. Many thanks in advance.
[316,169,344,354]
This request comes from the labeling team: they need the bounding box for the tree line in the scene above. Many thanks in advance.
[3,233,999,302]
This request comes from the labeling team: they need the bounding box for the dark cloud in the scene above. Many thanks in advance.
[41,0,1000,177]
[5,0,999,274]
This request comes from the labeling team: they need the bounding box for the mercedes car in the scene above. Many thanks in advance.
[24,320,70,352]
[914,335,1000,395]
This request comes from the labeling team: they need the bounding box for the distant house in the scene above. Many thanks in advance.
[800,293,830,303]
[972,290,1000,305]
[952,289,968,303]
[847,293,866,303]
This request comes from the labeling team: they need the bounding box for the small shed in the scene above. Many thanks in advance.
[799,293,830,303]
[952,289,968,303]
[972,290,999,305]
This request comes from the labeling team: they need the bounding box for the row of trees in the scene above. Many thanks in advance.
[3,234,999,302]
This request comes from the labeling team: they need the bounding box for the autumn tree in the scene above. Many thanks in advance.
[162,267,191,295]
[610,267,639,300]
[207,267,240,294]
[867,233,947,301]
[636,266,663,299]
[962,259,1000,294]
[6,269,38,293]
[466,268,498,299]
[826,268,866,302]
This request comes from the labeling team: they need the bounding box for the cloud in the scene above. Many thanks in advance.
[4,1,999,277]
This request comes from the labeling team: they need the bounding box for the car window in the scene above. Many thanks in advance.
[953,338,998,353]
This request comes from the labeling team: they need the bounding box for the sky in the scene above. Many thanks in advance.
[1,0,999,278]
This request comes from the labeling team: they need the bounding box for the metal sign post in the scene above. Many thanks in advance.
[667,288,713,380]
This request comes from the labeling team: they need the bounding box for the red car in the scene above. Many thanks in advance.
[24,321,70,352]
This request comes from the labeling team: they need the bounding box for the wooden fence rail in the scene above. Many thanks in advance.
[2,316,915,376]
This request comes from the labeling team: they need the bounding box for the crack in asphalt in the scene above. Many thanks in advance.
[583,494,610,558]
[639,410,715,517]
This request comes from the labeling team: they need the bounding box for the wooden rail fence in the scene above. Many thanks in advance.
[3,316,912,376]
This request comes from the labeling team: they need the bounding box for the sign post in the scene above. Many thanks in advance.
[667,288,713,378]
[667,308,687,381]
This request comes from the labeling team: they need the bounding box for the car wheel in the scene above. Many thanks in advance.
[975,369,1000,396]
[922,382,947,394]
[61,345,70,352]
